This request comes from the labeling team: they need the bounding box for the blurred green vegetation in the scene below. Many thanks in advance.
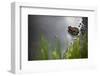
[51,49,61,59]
[51,37,61,59]
[35,33,88,60]
[39,34,49,60]
[63,33,88,59]
[80,33,88,58]
[63,37,81,59]
[38,34,62,60]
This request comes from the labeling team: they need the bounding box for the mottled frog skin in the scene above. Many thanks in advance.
[68,26,79,36]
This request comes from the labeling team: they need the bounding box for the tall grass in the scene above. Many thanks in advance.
[39,34,49,60]
[37,33,88,60]
[51,37,61,59]
[63,34,88,59]
[38,34,61,60]
[63,37,81,59]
